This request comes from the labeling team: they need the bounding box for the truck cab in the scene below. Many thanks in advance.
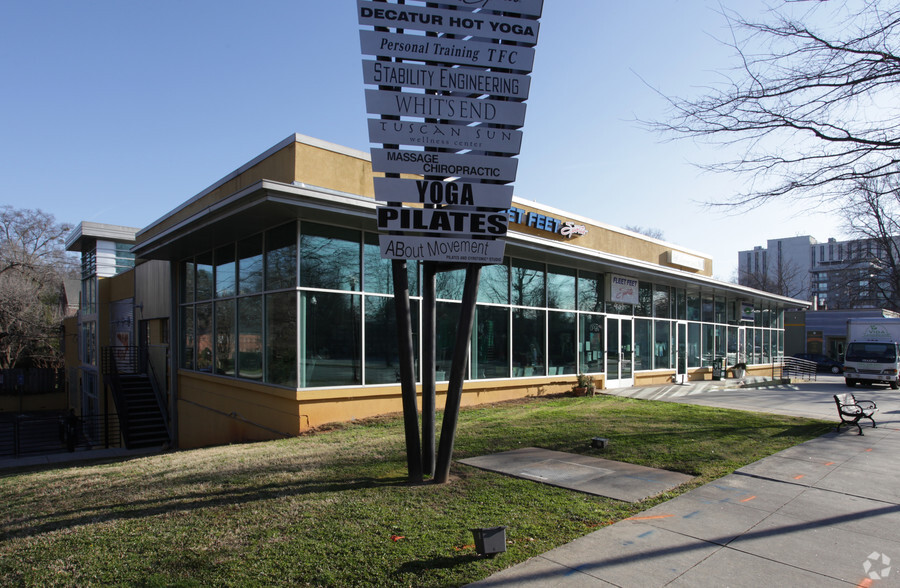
[844,341,900,389]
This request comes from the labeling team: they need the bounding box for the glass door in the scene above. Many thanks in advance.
[605,317,634,388]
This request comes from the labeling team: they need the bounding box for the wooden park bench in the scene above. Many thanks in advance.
[833,393,878,435]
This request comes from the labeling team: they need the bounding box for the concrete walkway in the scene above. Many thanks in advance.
[470,377,900,587]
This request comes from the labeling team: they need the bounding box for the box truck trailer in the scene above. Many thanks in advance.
[844,318,900,389]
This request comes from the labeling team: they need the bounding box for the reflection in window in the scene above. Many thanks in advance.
[301,291,360,387]
[215,245,236,298]
[364,295,419,385]
[579,314,604,373]
[215,300,235,376]
[701,294,714,323]
[265,222,297,291]
[196,303,212,372]
[687,291,701,321]
[513,309,545,376]
[688,322,701,368]
[197,252,213,301]
[237,296,262,380]
[364,234,418,296]
[654,321,671,369]
[577,271,603,312]
[436,301,461,379]
[183,261,195,303]
[512,259,545,307]
[547,266,576,310]
[238,236,263,295]
[301,222,360,291]
[637,282,652,317]
[181,306,194,369]
[436,268,465,301]
[548,311,576,374]
[478,260,509,304]
[473,305,509,379]
[266,292,297,387]
[634,319,652,372]
[653,286,670,318]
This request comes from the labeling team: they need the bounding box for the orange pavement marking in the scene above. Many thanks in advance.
[740,496,757,503]
[824,462,835,466]
[626,514,675,521]
[794,475,805,480]
[857,578,873,588]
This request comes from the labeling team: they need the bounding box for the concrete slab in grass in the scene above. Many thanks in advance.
[458,447,693,503]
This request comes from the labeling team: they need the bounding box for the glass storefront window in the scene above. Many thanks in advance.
[579,314,604,373]
[363,233,419,296]
[437,268,466,301]
[701,294,714,323]
[214,300,235,376]
[688,322,700,368]
[547,265,576,310]
[301,222,361,291]
[267,292,297,387]
[511,259,545,307]
[301,291,360,387]
[634,319,652,372]
[687,291,701,321]
[479,260,510,305]
[702,323,715,366]
[512,308,545,376]
[637,282,652,317]
[364,295,419,385]
[577,270,603,312]
[196,252,213,301]
[183,261,195,303]
[654,286,670,318]
[548,311,576,374]
[265,222,297,291]
[654,320,671,369]
[238,235,263,295]
[714,296,726,324]
[196,302,212,372]
[215,245,236,298]
[237,296,262,380]
[473,305,510,379]
[674,288,686,320]
[436,301,461,379]
[181,306,194,369]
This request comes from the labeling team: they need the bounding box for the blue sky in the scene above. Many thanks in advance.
[0,1,846,280]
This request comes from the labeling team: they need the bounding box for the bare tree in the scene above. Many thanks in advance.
[838,177,900,310]
[737,256,808,299]
[0,206,74,369]
[649,1,900,209]
[625,225,665,240]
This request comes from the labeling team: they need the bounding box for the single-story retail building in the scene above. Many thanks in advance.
[66,133,807,450]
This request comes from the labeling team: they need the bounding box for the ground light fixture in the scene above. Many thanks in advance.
[471,526,507,557]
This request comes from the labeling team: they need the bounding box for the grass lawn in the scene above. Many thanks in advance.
[0,394,831,587]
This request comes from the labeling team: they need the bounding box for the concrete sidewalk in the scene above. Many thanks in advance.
[470,379,900,587]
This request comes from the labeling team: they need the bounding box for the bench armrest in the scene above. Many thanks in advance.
[840,405,863,416]
[856,399,877,410]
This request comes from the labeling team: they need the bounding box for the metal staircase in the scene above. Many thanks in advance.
[101,347,171,450]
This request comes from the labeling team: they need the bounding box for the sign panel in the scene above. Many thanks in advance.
[377,206,508,236]
[365,89,526,127]
[379,234,506,263]
[434,0,544,18]
[360,30,535,71]
[367,119,522,154]
[362,61,530,100]
[371,149,518,182]
[609,274,640,305]
[358,1,540,44]
[373,177,514,208]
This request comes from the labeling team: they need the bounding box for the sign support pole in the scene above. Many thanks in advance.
[391,258,423,483]
[433,264,481,484]
[421,260,437,476]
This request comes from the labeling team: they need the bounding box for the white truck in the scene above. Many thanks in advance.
[844,318,900,389]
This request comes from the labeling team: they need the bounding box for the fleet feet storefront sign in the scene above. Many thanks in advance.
[358,0,543,263]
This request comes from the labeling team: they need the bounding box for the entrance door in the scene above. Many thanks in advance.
[676,322,688,382]
[605,317,634,388]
